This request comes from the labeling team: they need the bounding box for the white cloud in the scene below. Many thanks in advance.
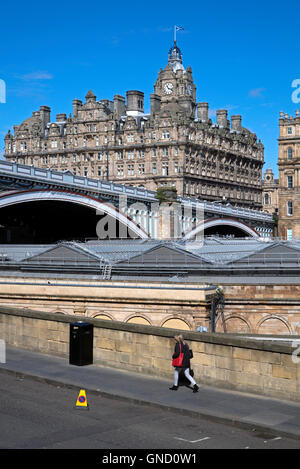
[157,26,172,33]
[20,71,53,81]
[248,87,265,97]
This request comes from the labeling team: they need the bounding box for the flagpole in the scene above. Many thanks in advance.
[174,25,176,43]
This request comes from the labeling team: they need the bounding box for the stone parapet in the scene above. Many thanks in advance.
[0,305,299,402]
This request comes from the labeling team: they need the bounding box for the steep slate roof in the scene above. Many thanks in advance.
[85,90,96,99]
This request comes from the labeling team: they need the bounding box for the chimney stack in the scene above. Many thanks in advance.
[150,93,161,115]
[72,99,82,119]
[197,102,209,122]
[114,95,126,119]
[39,105,51,128]
[231,115,242,131]
[126,90,144,116]
[56,113,67,122]
[216,109,228,128]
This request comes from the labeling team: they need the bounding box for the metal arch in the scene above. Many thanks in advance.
[182,217,260,240]
[0,189,149,239]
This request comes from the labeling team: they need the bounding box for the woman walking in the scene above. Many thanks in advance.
[169,334,199,393]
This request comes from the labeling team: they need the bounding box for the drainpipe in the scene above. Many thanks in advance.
[211,295,216,333]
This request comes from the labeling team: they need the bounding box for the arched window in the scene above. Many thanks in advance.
[162,318,190,330]
[288,147,293,159]
[264,193,270,205]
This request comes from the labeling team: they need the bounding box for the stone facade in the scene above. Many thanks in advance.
[0,274,299,335]
[217,284,300,335]
[262,168,279,236]
[0,276,213,332]
[262,168,279,215]
[1,305,299,402]
[278,110,300,239]
[4,41,264,209]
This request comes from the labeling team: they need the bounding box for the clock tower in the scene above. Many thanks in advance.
[154,40,196,117]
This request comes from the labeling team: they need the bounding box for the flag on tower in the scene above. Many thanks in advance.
[174,25,184,42]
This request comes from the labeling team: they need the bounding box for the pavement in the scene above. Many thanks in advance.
[1,345,300,441]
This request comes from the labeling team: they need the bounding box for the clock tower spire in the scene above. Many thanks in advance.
[153,35,196,117]
[168,40,184,73]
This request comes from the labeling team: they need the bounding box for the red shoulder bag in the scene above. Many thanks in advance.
[172,343,184,367]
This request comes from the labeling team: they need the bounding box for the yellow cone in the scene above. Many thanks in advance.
[75,389,89,410]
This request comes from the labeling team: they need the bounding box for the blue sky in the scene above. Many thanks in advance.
[1,0,300,177]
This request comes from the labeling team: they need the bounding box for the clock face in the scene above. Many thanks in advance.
[164,82,174,94]
[187,84,192,95]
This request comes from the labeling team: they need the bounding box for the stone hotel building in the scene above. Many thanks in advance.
[4,41,264,209]
[278,110,300,239]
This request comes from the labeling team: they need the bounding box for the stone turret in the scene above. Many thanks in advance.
[85,90,96,102]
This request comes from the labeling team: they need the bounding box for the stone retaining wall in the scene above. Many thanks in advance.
[0,306,299,402]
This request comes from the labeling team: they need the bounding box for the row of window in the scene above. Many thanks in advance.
[64,164,262,200]
[58,126,171,139]
[7,130,263,155]
[12,147,179,162]
[7,139,179,154]
[183,183,261,201]
[116,162,170,177]
[14,153,261,184]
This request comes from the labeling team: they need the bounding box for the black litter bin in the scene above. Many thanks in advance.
[69,321,93,366]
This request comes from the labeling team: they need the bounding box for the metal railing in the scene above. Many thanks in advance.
[0,160,157,202]
[0,249,299,269]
